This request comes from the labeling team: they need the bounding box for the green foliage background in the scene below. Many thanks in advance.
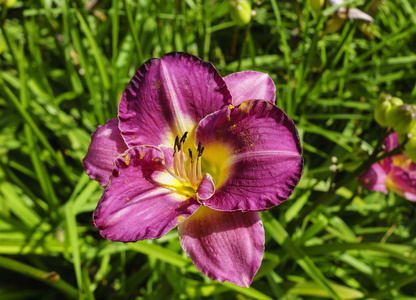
[1,0,416,299]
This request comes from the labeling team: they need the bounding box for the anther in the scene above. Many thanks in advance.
[199,146,205,157]
[180,131,188,144]
[188,149,193,160]
[174,136,180,153]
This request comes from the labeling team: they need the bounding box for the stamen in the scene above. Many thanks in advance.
[187,149,193,186]
[173,151,180,176]
[192,157,198,186]
[174,136,180,152]
[197,156,202,181]
[170,135,205,187]
[162,160,186,182]
[179,147,186,178]
[178,132,189,179]
[173,136,180,175]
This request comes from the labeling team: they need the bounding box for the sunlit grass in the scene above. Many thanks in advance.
[1,0,416,299]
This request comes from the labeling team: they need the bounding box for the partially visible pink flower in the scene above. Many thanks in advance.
[83,52,304,287]
[330,0,374,22]
[359,133,416,201]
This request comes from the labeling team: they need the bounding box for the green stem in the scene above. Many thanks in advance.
[125,0,144,64]
[0,256,78,299]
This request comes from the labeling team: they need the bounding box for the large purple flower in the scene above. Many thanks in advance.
[358,133,416,201]
[83,52,304,287]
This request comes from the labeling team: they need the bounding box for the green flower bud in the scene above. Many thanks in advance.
[385,104,416,135]
[399,133,416,163]
[0,0,16,7]
[310,0,325,15]
[230,0,252,26]
[374,94,403,127]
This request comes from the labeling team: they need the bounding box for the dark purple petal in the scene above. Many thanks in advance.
[178,206,264,287]
[387,165,416,201]
[196,100,303,212]
[119,52,232,148]
[358,162,387,194]
[83,118,128,187]
[223,71,276,106]
[93,146,200,242]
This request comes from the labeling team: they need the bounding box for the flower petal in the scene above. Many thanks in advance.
[381,133,399,173]
[223,71,276,106]
[196,100,303,212]
[358,162,387,194]
[178,206,264,287]
[93,146,200,242]
[83,118,128,187]
[384,133,399,152]
[196,173,216,201]
[387,165,416,201]
[348,8,374,22]
[330,0,344,5]
[119,52,232,148]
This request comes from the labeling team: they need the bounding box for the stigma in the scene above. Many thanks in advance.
[163,131,204,189]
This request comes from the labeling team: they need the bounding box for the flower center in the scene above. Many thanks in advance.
[163,131,205,190]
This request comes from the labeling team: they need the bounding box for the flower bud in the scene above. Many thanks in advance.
[385,104,416,135]
[230,0,252,26]
[310,0,325,15]
[0,0,16,8]
[399,133,416,163]
[374,94,403,127]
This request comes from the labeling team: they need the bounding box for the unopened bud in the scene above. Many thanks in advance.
[400,133,416,163]
[0,0,17,8]
[230,0,252,26]
[374,94,403,127]
[385,104,416,135]
[310,0,325,15]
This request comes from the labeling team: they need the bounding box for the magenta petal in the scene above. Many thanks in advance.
[223,71,276,106]
[178,207,264,287]
[358,162,387,194]
[196,100,303,212]
[381,133,399,173]
[83,118,128,187]
[384,133,399,152]
[387,165,416,201]
[119,52,232,148]
[196,173,216,201]
[93,146,200,242]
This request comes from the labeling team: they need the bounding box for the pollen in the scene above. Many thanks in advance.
[125,154,131,165]
[239,101,252,113]
[177,215,186,223]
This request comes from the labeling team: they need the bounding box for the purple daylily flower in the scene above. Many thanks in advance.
[358,133,416,201]
[83,52,304,287]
